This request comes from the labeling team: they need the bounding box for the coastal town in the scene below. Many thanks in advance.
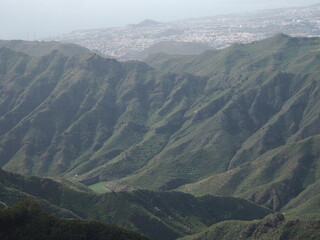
[50,4,320,60]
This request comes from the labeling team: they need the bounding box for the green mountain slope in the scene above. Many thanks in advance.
[179,135,320,211]
[179,214,320,240]
[0,199,149,240]
[115,35,320,192]
[282,180,320,220]
[0,35,320,217]
[0,168,271,240]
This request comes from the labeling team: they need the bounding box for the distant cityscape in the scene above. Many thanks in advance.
[49,4,320,60]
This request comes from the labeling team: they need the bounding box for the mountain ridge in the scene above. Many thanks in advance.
[0,35,320,216]
[0,199,150,240]
[0,167,271,240]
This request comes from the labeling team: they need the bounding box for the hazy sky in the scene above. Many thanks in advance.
[1,0,320,40]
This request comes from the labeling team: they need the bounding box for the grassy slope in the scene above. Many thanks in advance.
[0,199,149,240]
[282,180,320,220]
[178,214,320,240]
[89,181,110,193]
[179,135,320,211]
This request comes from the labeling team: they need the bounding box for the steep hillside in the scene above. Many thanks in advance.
[282,180,320,220]
[179,213,320,240]
[179,135,320,211]
[1,35,320,214]
[0,168,271,240]
[0,199,149,240]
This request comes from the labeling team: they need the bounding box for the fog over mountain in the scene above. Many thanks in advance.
[1,0,320,40]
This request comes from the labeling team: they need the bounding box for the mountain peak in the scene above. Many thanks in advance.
[136,19,160,27]
[273,33,291,39]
